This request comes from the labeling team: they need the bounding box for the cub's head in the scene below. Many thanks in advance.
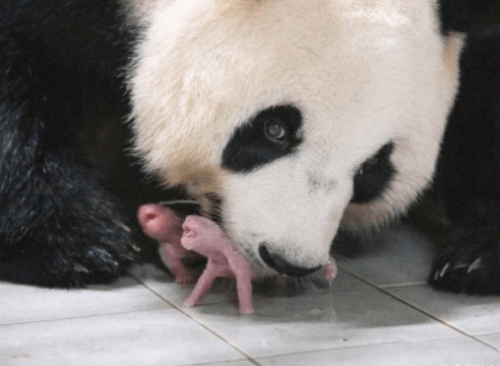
[130,0,490,277]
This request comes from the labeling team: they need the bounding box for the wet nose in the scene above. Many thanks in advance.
[258,245,321,277]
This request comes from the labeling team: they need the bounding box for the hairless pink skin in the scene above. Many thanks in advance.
[137,204,194,284]
[138,204,336,314]
[181,215,254,315]
[323,258,337,282]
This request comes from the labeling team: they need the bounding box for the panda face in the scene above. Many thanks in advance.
[130,0,464,276]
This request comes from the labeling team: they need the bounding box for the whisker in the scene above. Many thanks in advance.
[159,200,199,206]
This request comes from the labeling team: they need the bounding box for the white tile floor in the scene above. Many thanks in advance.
[1,223,500,366]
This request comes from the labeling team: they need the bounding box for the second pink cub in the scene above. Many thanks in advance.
[137,204,195,284]
[137,204,254,314]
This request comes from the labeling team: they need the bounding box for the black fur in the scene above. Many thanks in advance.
[439,0,500,34]
[0,0,163,287]
[429,29,500,294]
[351,142,396,204]
[2,0,500,296]
[222,105,303,173]
[426,1,500,294]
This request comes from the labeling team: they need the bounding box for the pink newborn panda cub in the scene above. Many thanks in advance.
[137,204,195,284]
[180,217,337,314]
[138,204,337,315]
[181,215,254,314]
[137,204,254,314]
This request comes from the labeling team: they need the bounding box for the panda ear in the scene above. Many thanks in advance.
[439,0,500,34]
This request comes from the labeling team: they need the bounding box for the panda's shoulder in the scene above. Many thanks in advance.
[439,0,500,34]
[457,30,500,105]
[0,0,132,46]
[0,0,135,89]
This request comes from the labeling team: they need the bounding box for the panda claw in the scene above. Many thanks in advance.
[467,258,483,273]
[436,259,482,281]
[452,262,468,271]
[74,263,90,274]
[438,262,450,279]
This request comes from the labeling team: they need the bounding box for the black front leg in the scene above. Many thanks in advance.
[429,31,500,295]
[0,33,138,288]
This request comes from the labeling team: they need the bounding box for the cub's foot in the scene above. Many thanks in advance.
[239,307,255,315]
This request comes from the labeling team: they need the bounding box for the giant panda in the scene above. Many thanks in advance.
[1,0,500,294]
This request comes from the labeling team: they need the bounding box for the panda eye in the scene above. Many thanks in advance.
[222,104,303,173]
[264,118,286,141]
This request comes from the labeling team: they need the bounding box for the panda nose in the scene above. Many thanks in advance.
[258,244,321,277]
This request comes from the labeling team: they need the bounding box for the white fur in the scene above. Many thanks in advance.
[130,0,464,275]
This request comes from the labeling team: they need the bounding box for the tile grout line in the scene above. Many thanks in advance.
[238,334,489,365]
[132,266,500,359]
[0,308,174,328]
[190,360,261,366]
[137,279,262,366]
[338,266,500,353]
[378,287,500,353]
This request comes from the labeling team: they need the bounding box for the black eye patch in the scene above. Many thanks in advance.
[222,105,303,173]
[351,142,396,204]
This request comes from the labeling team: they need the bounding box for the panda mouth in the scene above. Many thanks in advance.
[182,224,196,238]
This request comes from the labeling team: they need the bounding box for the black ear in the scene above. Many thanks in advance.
[439,0,500,34]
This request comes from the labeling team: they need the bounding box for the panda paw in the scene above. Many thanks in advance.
[28,216,139,288]
[0,226,139,288]
[0,185,141,288]
[52,224,140,288]
[429,235,500,295]
[44,191,142,287]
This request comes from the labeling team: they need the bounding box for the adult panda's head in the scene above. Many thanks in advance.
[129,0,493,277]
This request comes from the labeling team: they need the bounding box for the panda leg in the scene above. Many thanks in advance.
[429,204,500,295]
[429,33,500,295]
[0,34,138,287]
